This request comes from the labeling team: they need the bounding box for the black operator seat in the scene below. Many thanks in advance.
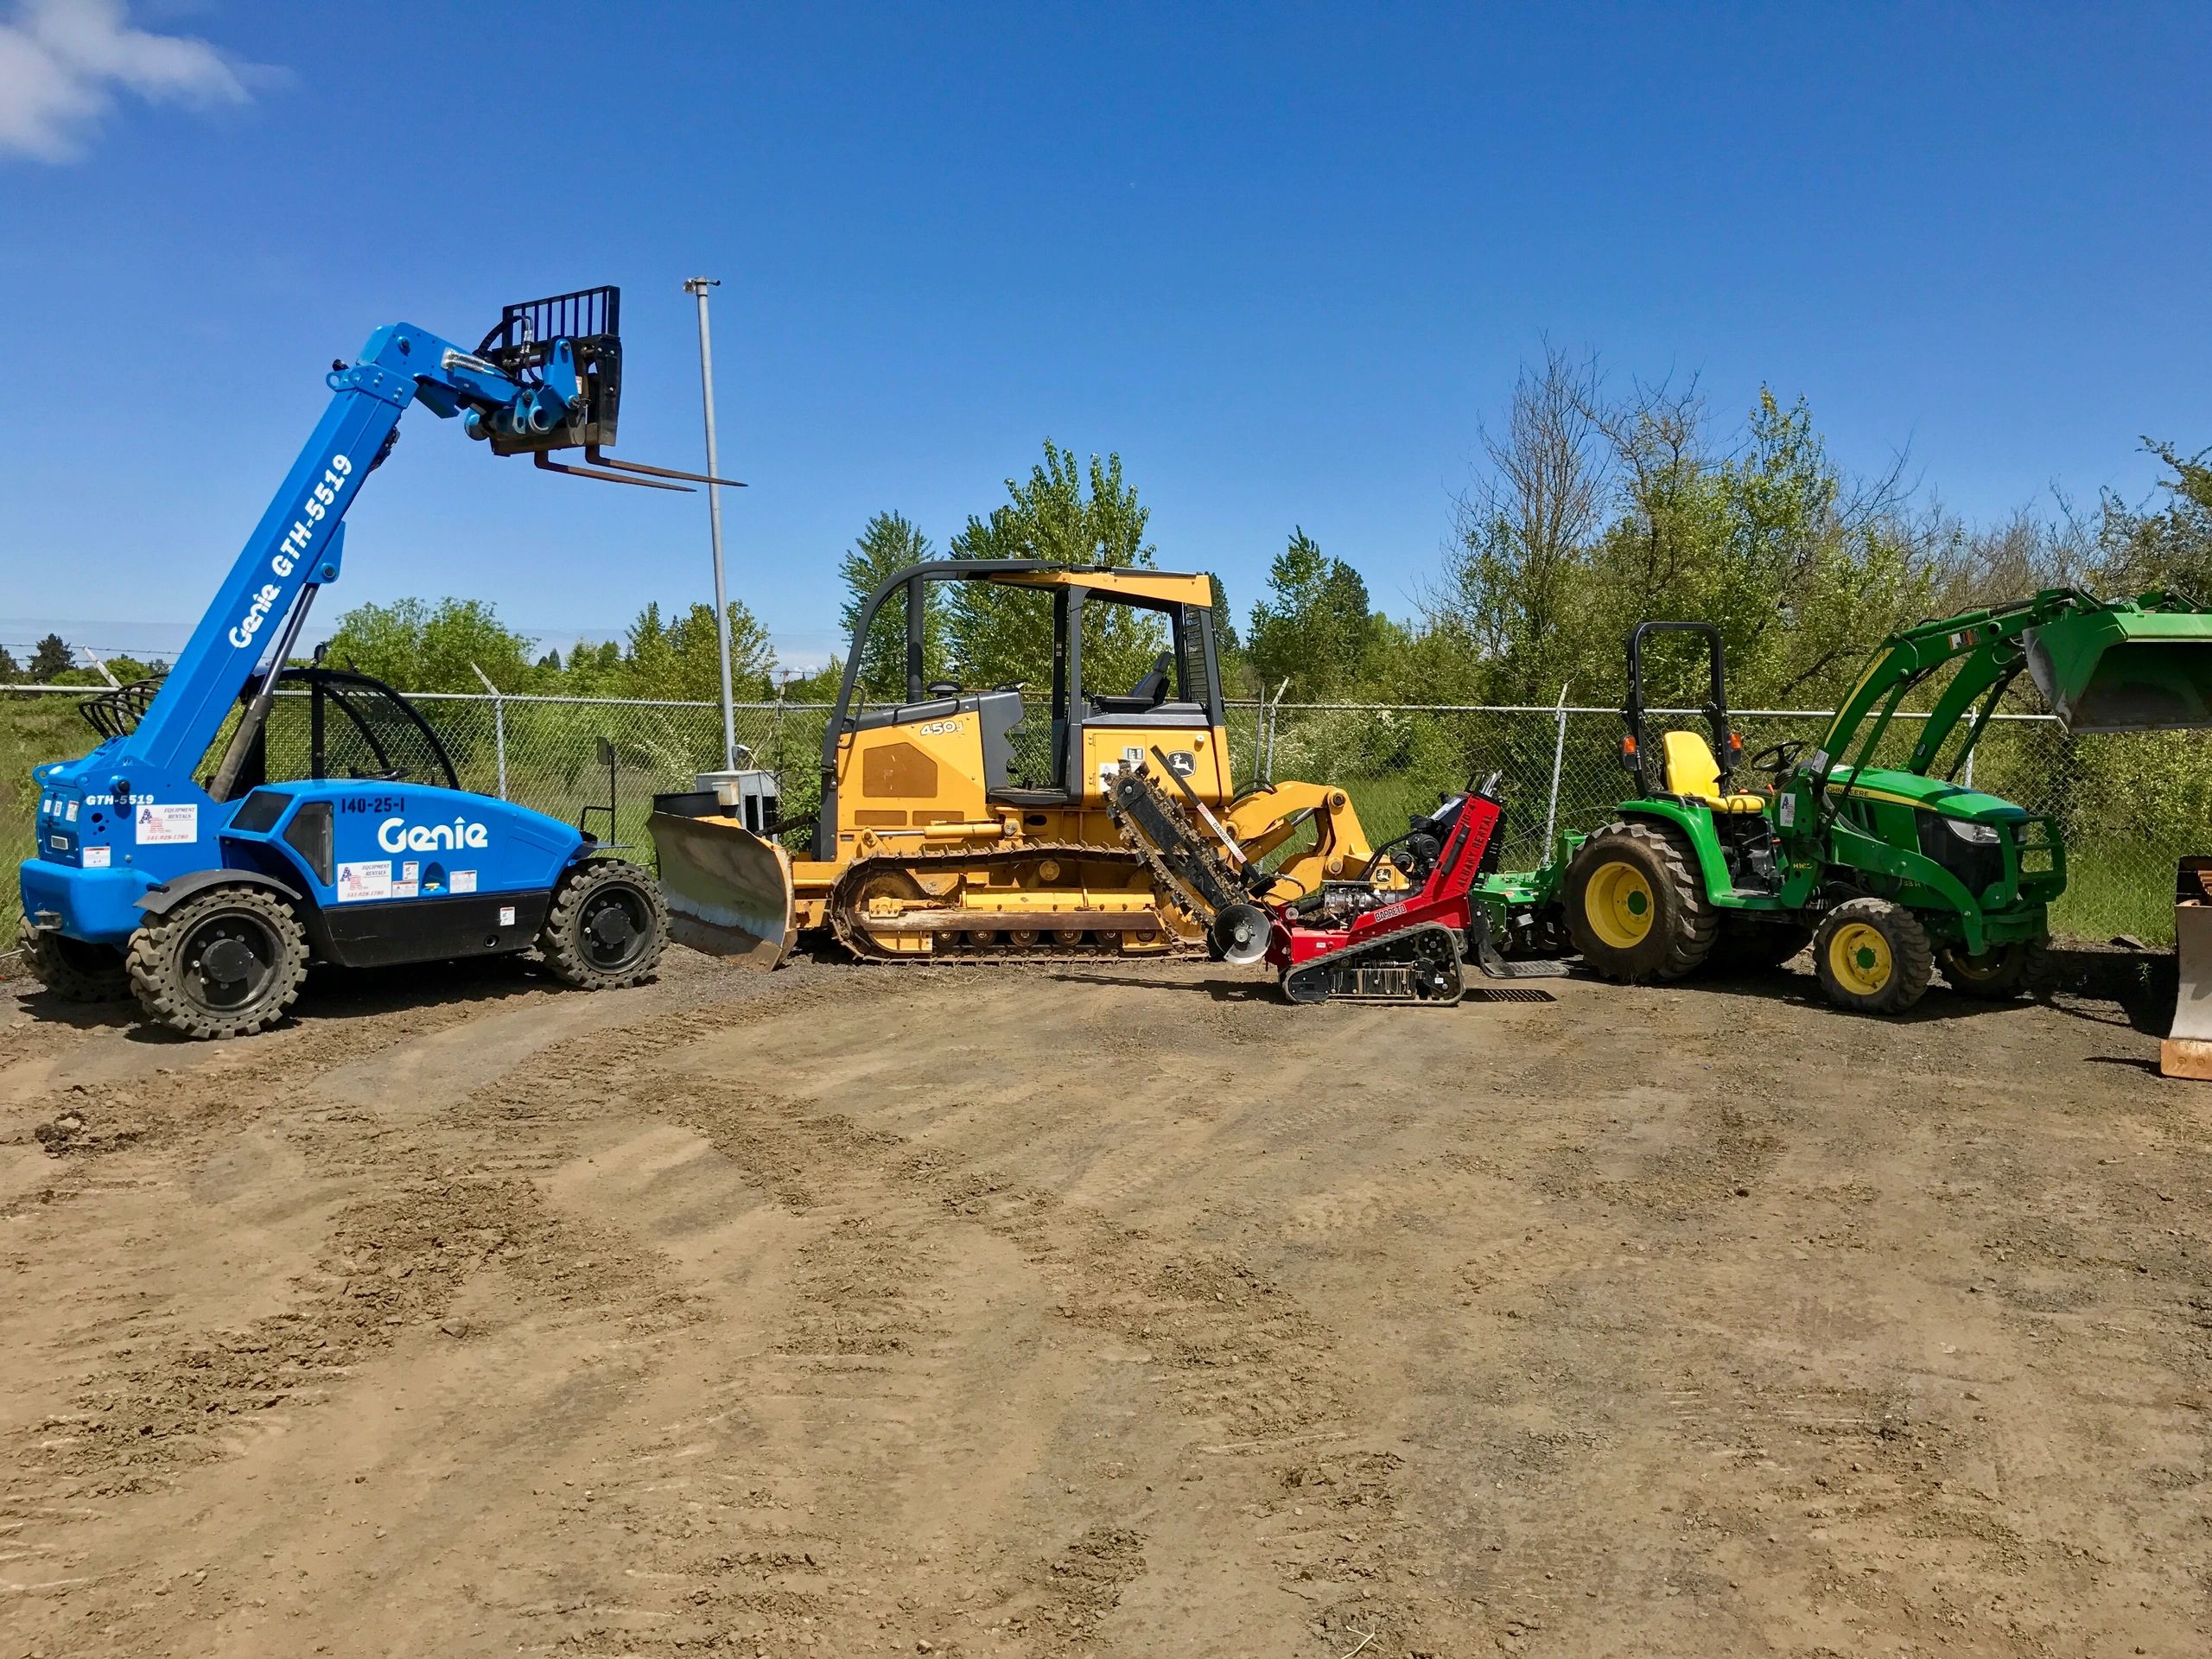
[1088,651,1176,715]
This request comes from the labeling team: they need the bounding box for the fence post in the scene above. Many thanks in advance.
[469,662,508,802]
[1961,744,1975,789]
[1543,682,1571,851]
[1263,678,1290,784]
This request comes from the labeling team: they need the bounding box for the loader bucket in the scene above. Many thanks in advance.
[2163,859,2212,1079]
[2024,607,2212,733]
[648,808,797,970]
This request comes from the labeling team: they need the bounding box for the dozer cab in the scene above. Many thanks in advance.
[650,560,1378,963]
[1552,593,2212,1017]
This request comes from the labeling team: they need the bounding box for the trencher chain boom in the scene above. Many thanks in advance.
[17,286,728,1039]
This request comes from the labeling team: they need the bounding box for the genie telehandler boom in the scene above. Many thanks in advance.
[19,287,730,1038]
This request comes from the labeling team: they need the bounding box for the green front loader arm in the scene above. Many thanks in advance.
[1814,587,2212,805]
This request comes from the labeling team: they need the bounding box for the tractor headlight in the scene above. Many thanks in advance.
[1942,817,2001,845]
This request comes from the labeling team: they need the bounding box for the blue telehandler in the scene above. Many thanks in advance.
[18,287,731,1038]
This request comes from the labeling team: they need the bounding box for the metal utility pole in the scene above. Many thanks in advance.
[685,276,739,774]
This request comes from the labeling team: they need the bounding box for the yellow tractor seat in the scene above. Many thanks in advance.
[1661,729,1766,813]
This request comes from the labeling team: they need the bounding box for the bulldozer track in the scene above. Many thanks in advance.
[827,842,1202,964]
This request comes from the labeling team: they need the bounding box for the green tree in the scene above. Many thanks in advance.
[2094,438,2212,597]
[103,655,167,685]
[28,633,71,682]
[1248,527,1380,699]
[1207,574,1238,652]
[946,441,1164,694]
[323,598,541,692]
[1433,353,1934,714]
[0,644,18,683]
[613,600,775,702]
[1581,387,1929,706]
[1434,347,1605,705]
[840,511,944,698]
[550,637,626,695]
[1207,571,1254,696]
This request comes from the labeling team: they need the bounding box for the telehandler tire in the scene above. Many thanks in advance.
[1936,936,2054,1001]
[1812,897,1934,1014]
[127,885,308,1039]
[539,858,668,990]
[16,913,131,1001]
[1562,821,1719,982]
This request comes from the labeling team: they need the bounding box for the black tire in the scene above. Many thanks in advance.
[1812,897,1935,1015]
[16,913,131,1001]
[538,859,668,990]
[1711,915,1815,971]
[1561,820,1719,982]
[1936,935,2055,1001]
[126,886,308,1039]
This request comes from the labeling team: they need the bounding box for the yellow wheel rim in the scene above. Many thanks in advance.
[1585,861,1656,950]
[1828,922,1893,996]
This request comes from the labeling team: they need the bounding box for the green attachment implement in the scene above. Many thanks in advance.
[2022,602,2212,734]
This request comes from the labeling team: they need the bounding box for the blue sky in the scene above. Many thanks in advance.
[2,2,2206,671]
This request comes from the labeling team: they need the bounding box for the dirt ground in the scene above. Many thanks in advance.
[2,944,2208,1659]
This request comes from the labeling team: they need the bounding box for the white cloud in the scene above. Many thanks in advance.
[0,0,250,162]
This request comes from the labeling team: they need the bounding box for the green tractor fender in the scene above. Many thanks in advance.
[1615,801,1773,911]
[1824,818,1992,952]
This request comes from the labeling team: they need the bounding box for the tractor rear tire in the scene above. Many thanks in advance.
[1936,935,2054,1001]
[1562,821,1719,982]
[1813,897,1935,1015]
[16,914,131,1001]
[539,859,668,990]
[127,886,308,1039]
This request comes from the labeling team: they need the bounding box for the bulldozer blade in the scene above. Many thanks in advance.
[2164,856,2212,1079]
[2024,607,2212,733]
[648,810,797,970]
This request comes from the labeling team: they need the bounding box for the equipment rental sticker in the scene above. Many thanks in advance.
[134,804,197,844]
[336,860,392,903]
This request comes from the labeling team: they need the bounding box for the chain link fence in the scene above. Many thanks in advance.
[6,685,2205,945]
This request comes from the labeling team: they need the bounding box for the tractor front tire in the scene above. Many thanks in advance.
[127,886,308,1039]
[1562,821,1719,982]
[1813,897,1934,1015]
[539,859,669,990]
[16,914,131,1001]
[1936,936,2054,1001]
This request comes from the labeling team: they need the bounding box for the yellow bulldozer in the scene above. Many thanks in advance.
[650,560,1377,964]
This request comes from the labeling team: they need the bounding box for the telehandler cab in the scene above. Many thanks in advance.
[18,287,727,1038]
[1557,593,2212,1014]
[650,560,1383,963]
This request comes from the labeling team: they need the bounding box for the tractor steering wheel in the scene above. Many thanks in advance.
[1743,738,1807,778]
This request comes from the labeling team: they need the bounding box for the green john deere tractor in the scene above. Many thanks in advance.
[1552,592,2212,1014]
